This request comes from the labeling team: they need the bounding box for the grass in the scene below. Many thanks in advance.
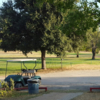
[0,90,50,100]
[71,92,100,100]
[1,51,100,75]
[1,90,100,100]
[1,51,100,99]
[2,90,100,100]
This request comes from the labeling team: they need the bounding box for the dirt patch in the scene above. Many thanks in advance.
[36,64,100,75]
[66,64,100,70]
[1,64,100,77]
[72,92,100,100]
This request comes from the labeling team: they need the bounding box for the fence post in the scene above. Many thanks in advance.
[61,59,63,69]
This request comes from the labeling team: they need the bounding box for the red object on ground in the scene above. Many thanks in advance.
[15,87,47,91]
[90,88,100,92]
[39,87,47,91]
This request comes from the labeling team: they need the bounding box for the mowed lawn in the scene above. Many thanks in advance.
[0,51,100,75]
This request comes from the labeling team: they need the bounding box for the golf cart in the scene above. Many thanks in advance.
[4,59,41,88]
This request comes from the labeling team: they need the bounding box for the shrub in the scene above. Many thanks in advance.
[0,78,15,97]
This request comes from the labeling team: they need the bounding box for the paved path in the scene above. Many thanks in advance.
[28,92,83,100]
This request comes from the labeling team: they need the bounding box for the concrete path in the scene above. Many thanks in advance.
[28,92,83,100]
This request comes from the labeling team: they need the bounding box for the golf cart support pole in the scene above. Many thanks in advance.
[33,60,37,69]
[5,61,8,78]
[23,61,28,70]
[21,62,22,71]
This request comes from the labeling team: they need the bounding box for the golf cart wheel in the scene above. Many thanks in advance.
[15,83,22,88]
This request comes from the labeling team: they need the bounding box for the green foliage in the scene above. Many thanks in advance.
[23,0,77,12]
[1,81,9,90]
[96,48,99,54]
[25,2,65,54]
[0,0,69,55]
[83,27,100,58]
[85,28,100,47]
[0,0,72,69]
[0,90,8,97]
[62,1,98,38]
[1,0,100,68]
[0,78,14,97]
[60,1,99,56]
[0,1,23,51]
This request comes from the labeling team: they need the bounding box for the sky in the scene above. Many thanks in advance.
[0,0,7,7]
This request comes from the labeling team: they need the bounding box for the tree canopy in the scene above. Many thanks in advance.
[0,0,71,69]
[0,0,100,69]
[85,27,100,59]
[61,1,100,57]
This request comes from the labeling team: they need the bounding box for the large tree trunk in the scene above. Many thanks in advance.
[92,47,96,60]
[76,49,79,58]
[41,50,46,70]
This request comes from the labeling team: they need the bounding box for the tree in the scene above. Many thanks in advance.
[0,1,25,51]
[0,0,70,69]
[85,28,100,59]
[61,1,99,57]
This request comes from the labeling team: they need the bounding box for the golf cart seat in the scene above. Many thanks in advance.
[23,69,36,73]
[21,69,27,72]
[21,69,36,76]
[21,69,36,73]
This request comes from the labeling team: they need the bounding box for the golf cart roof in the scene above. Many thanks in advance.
[7,59,37,62]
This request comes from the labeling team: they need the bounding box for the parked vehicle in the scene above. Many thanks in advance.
[4,59,41,88]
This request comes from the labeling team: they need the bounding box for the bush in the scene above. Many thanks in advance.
[0,78,14,97]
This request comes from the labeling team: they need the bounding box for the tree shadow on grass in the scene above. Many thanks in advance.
[82,58,100,61]
[0,68,6,71]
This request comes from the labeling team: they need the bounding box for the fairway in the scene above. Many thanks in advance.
[0,51,100,75]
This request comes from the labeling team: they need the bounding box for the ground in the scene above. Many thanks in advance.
[72,92,100,100]
[28,92,83,100]
[1,50,100,99]
[1,70,100,100]
[36,70,100,91]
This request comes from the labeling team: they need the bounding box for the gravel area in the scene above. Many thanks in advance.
[38,70,100,91]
